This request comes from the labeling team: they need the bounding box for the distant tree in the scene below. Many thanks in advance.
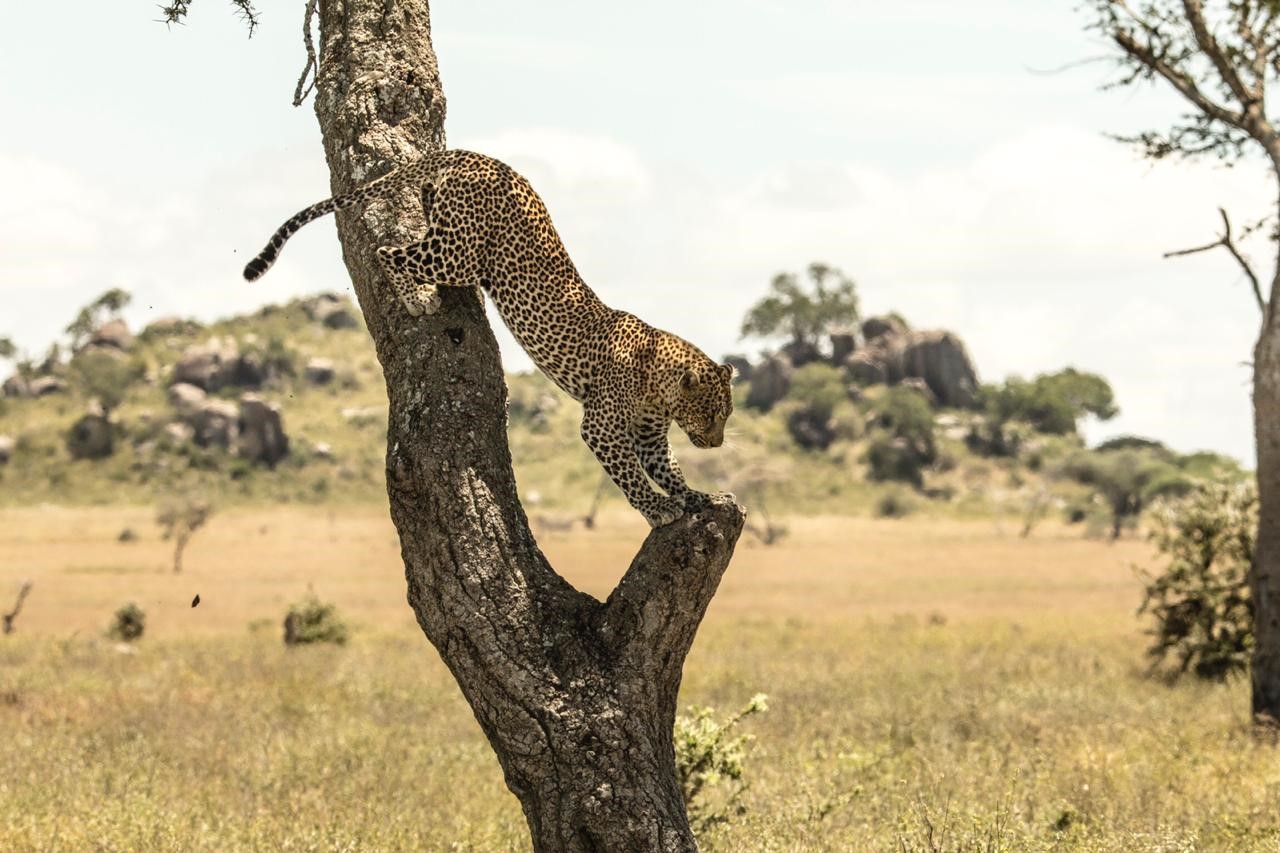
[740,263,859,354]
[1062,448,1193,540]
[156,498,214,574]
[1084,0,1280,721]
[980,368,1118,437]
[65,288,133,351]
[67,350,141,420]
[0,337,15,361]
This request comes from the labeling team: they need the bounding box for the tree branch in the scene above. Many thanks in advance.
[1112,28,1248,131]
[1182,0,1259,106]
[292,0,319,107]
[1164,207,1267,313]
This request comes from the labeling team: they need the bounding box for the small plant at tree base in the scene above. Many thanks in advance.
[283,593,349,646]
[2,581,33,635]
[1139,482,1256,681]
[674,693,768,835]
[156,498,214,574]
[108,602,146,642]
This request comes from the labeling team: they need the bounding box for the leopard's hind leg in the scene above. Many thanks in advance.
[376,217,488,318]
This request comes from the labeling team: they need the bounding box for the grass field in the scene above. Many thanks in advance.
[1,507,1276,851]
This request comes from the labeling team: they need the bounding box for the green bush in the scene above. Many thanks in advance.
[1139,482,1256,681]
[283,593,349,646]
[108,602,146,642]
[674,694,768,835]
[873,488,916,519]
[864,437,925,488]
[978,368,1117,438]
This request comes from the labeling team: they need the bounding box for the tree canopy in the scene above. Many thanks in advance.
[740,262,859,352]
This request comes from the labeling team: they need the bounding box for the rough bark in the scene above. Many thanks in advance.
[311,1,744,848]
[1252,203,1280,721]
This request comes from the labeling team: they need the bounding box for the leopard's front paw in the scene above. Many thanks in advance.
[640,494,686,528]
[412,285,442,316]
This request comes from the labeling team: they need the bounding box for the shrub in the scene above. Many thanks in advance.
[283,593,349,646]
[1139,482,1256,681]
[864,437,925,488]
[674,693,768,835]
[109,602,146,642]
[873,488,915,519]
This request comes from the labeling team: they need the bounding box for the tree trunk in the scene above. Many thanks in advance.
[1253,306,1280,722]
[311,2,744,848]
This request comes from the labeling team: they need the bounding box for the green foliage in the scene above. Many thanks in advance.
[862,386,937,487]
[67,351,143,417]
[740,263,859,350]
[674,693,768,835]
[0,337,15,361]
[788,363,846,419]
[1062,448,1193,539]
[1139,482,1256,681]
[108,602,146,642]
[780,363,856,450]
[980,368,1117,438]
[65,288,133,352]
[283,593,349,646]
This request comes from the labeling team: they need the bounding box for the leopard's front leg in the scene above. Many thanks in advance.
[376,246,442,317]
[581,405,684,528]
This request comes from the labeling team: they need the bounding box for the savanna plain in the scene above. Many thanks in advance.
[1,506,1275,852]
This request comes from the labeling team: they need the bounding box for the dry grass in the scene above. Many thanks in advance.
[0,507,1276,851]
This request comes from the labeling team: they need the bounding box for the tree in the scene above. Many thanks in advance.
[979,368,1118,437]
[1085,0,1280,721]
[156,497,214,574]
[1062,447,1192,540]
[67,350,141,420]
[169,1,744,847]
[0,337,15,361]
[64,288,133,351]
[740,262,859,356]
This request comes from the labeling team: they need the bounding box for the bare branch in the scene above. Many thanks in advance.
[157,0,259,36]
[292,0,319,107]
[1182,0,1260,105]
[1164,207,1267,313]
[2,581,32,635]
[1113,28,1249,131]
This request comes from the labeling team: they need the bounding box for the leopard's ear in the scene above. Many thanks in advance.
[681,369,701,391]
[719,362,736,382]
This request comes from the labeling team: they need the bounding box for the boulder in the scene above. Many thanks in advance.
[163,422,195,444]
[780,339,823,369]
[2,375,29,398]
[304,294,359,330]
[28,376,67,397]
[237,394,289,467]
[899,377,938,407]
[167,382,207,416]
[846,326,979,409]
[745,355,792,412]
[190,399,239,448]
[171,338,239,391]
[0,435,13,464]
[862,315,907,343]
[786,407,837,451]
[88,319,134,352]
[303,358,337,385]
[829,331,857,366]
[66,414,114,459]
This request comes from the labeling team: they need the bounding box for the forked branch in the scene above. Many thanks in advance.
[1164,207,1267,313]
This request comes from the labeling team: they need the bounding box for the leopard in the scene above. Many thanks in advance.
[243,149,734,527]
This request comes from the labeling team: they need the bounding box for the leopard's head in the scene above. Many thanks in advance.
[673,360,735,449]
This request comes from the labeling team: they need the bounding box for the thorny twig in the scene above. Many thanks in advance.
[292,0,319,107]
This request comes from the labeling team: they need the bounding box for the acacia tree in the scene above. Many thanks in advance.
[740,262,860,356]
[165,0,744,847]
[1085,0,1280,721]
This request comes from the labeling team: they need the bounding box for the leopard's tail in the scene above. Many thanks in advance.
[242,157,441,282]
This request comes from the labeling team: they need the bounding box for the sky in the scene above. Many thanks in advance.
[0,1,1271,462]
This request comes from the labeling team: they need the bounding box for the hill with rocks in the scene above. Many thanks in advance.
[0,290,1244,537]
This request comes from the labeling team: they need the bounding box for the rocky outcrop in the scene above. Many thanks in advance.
[849,325,979,409]
[28,376,67,397]
[745,355,793,412]
[171,339,240,391]
[237,394,289,467]
[66,414,113,459]
[780,339,823,369]
[829,331,857,366]
[190,399,239,448]
[167,382,207,416]
[304,358,336,385]
[2,375,29,398]
[302,293,359,330]
[88,319,134,352]
[862,315,907,343]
